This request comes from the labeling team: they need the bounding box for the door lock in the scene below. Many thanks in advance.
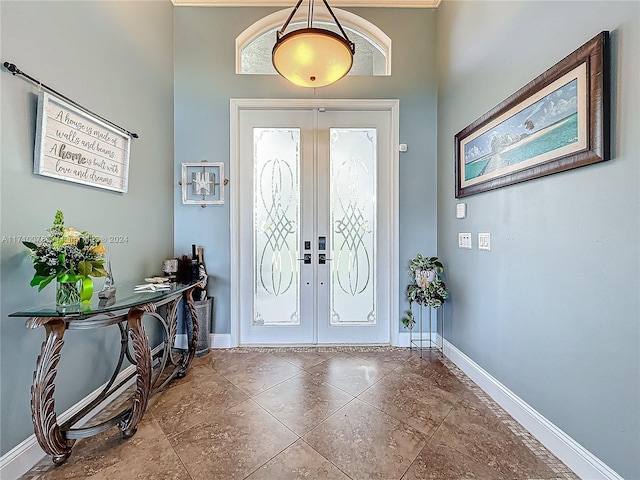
[298,254,312,264]
[319,254,332,265]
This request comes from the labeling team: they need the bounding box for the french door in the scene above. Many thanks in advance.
[231,100,398,345]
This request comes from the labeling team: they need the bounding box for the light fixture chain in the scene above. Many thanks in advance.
[307,0,314,28]
[321,0,354,51]
[279,0,304,37]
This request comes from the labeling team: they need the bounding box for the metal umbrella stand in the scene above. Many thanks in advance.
[192,262,211,357]
[182,262,211,357]
[194,297,212,357]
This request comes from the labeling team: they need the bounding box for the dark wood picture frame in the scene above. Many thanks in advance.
[454,31,610,198]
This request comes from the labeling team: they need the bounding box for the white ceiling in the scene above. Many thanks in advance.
[171,0,440,8]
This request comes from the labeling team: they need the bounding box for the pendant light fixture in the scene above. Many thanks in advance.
[272,0,355,88]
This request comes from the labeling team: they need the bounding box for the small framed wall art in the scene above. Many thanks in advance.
[180,161,225,206]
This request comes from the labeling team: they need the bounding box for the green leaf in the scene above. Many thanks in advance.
[78,261,92,277]
[91,267,108,278]
[58,273,78,283]
[34,263,50,276]
[30,275,48,287]
[38,275,56,291]
[401,310,416,329]
[23,241,38,250]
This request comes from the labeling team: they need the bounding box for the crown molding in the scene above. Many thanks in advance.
[172,0,440,7]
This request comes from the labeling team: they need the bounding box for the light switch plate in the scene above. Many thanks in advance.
[458,232,472,249]
[456,203,467,219]
[478,232,491,251]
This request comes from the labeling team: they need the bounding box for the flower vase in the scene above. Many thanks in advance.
[56,280,81,311]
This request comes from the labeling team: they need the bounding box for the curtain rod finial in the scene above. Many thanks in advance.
[2,62,19,75]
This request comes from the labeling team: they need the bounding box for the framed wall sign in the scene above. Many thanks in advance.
[455,31,610,198]
[34,91,131,193]
[181,161,225,206]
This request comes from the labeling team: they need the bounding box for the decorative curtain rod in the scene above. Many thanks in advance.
[2,61,139,139]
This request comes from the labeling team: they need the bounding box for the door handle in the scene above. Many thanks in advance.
[318,254,333,265]
[298,254,312,264]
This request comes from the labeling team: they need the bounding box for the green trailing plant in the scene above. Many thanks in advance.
[402,253,449,329]
[408,253,444,275]
[401,309,415,329]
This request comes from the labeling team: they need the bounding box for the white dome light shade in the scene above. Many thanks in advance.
[273,28,354,88]
[272,0,356,88]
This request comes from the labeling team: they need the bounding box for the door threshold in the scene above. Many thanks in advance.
[239,343,390,347]
[232,344,403,352]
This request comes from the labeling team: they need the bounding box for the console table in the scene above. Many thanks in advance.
[9,282,202,465]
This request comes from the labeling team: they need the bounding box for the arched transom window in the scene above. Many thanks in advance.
[236,8,391,76]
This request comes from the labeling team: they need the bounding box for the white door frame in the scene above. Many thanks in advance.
[229,98,400,347]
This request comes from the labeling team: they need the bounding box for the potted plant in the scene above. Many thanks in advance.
[402,253,448,330]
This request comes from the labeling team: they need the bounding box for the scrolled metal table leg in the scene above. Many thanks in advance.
[28,317,75,465]
[177,287,199,378]
[118,304,153,438]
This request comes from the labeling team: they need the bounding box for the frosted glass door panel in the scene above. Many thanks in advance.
[253,128,300,326]
[330,128,377,325]
[236,106,395,345]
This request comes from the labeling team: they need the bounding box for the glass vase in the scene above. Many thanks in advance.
[56,280,81,311]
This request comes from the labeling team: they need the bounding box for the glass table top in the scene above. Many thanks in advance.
[9,282,198,319]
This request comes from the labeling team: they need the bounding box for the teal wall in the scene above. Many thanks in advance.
[173,7,439,335]
[436,1,639,478]
[1,1,638,478]
[0,1,174,456]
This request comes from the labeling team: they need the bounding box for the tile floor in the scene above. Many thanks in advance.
[22,347,578,480]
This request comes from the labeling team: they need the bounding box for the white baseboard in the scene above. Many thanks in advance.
[175,333,231,349]
[398,331,410,347]
[443,339,623,480]
[0,436,45,480]
[0,364,138,480]
[211,333,232,348]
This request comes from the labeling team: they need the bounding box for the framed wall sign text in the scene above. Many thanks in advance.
[34,91,131,193]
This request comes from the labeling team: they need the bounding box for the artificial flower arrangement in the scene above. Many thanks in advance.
[401,253,449,329]
[23,210,107,305]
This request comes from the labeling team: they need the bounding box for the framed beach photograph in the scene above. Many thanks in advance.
[455,31,610,198]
